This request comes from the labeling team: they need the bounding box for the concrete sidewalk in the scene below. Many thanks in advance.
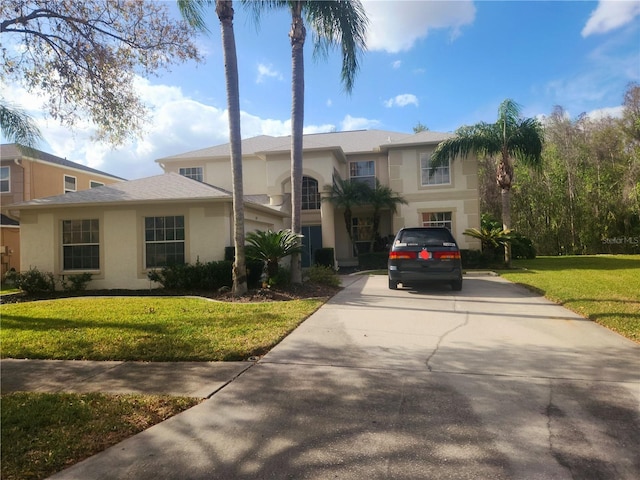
[1,358,253,398]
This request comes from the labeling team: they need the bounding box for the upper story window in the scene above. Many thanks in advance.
[144,215,185,268]
[349,160,375,188]
[422,211,452,231]
[90,181,105,188]
[64,175,77,193]
[0,166,9,193]
[302,176,321,210]
[421,153,450,186]
[179,167,203,182]
[62,219,100,270]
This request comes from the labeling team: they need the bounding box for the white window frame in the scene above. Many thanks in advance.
[179,167,204,182]
[422,211,453,231]
[421,153,450,186]
[144,215,186,268]
[90,180,105,188]
[349,160,376,188]
[62,219,100,271]
[0,166,10,193]
[64,175,77,193]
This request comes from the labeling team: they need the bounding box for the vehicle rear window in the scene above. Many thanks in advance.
[397,229,456,246]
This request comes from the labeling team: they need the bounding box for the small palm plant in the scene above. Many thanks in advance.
[245,229,303,283]
[463,214,513,261]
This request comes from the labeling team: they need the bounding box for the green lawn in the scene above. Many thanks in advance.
[1,296,325,361]
[1,294,327,479]
[1,392,200,480]
[500,255,640,342]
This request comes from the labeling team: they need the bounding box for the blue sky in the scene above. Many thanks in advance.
[3,0,640,180]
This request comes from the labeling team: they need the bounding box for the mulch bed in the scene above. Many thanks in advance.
[0,282,342,305]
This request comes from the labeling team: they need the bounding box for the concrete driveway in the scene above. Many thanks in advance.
[50,274,640,480]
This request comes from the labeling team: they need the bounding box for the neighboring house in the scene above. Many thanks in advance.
[1,144,124,276]
[14,129,480,290]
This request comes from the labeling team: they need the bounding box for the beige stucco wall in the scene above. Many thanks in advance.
[19,200,285,290]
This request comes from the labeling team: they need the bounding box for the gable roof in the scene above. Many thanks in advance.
[0,144,125,181]
[156,129,453,164]
[12,173,287,216]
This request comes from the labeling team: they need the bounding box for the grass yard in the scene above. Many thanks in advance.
[1,392,200,480]
[1,296,325,361]
[500,255,640,342]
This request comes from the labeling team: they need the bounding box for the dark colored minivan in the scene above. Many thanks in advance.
[388,227,463,291]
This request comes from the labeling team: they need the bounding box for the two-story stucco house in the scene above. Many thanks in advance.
[0,143,124,276]
[13,129,480,290]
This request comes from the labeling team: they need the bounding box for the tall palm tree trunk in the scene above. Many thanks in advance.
[217,0,247,294]
[289,1,305,284]
[497,153,513,266]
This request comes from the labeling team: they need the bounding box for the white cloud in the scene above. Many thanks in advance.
[340,114,381,131]
[582,0,640,37]
[586,105,624,120]
[392,60,402,69]
[384,94,419,108]
[326,98,333,107]
[362,0,475,53]
[256,63,283,83]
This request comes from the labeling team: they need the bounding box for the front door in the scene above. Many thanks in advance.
[301,225,322,267]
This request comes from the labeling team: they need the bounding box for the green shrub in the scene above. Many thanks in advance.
[61,273,93,292]
[358,252,388,270]
[511,233,536,259]
[268,265,291,288]
[307,265,340,287]
[461,249,492,268]
[5,267,56,294]
[147,261,233,291]
[313,248,335,268]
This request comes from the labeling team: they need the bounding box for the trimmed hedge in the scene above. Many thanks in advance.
[314,248,335,268]
[147,259,264,291]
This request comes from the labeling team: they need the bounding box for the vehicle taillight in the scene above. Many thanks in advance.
[434,251,461,260]
[389,251,418,260]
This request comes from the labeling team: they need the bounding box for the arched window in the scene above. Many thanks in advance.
[302,176,321,210]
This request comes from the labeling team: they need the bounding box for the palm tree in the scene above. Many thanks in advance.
[178,0,248,295]
[463,214,513,261]
[0,100,42,147]
[431,99,543,265]
[324,176,369,255]
[245,229,302,282]
[244,0,368,283]
[366,180,407,250]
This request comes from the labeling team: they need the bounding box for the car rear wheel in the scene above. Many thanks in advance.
[451,278,463,291]
[388,278,398,290]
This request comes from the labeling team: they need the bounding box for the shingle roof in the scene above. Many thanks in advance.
[13,173,287,217]
[156,129,453,163]
[13,173,232,208]
[0,144,125,181]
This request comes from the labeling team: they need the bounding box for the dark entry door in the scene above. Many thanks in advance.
[301,225,322,267]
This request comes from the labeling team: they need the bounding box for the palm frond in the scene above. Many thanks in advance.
[0,101,42,147]
[177,0,214,33]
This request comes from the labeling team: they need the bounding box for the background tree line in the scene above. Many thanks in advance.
[479,83,640,255]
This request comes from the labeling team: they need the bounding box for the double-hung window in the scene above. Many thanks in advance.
[422,212,453,230]
[421,153,450,186]
[349,161,376,188]
[62,219,100,270]
[145,216,185,268]
[179,167,203,182]
[0,166,9,193]
[64,175,77,193]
